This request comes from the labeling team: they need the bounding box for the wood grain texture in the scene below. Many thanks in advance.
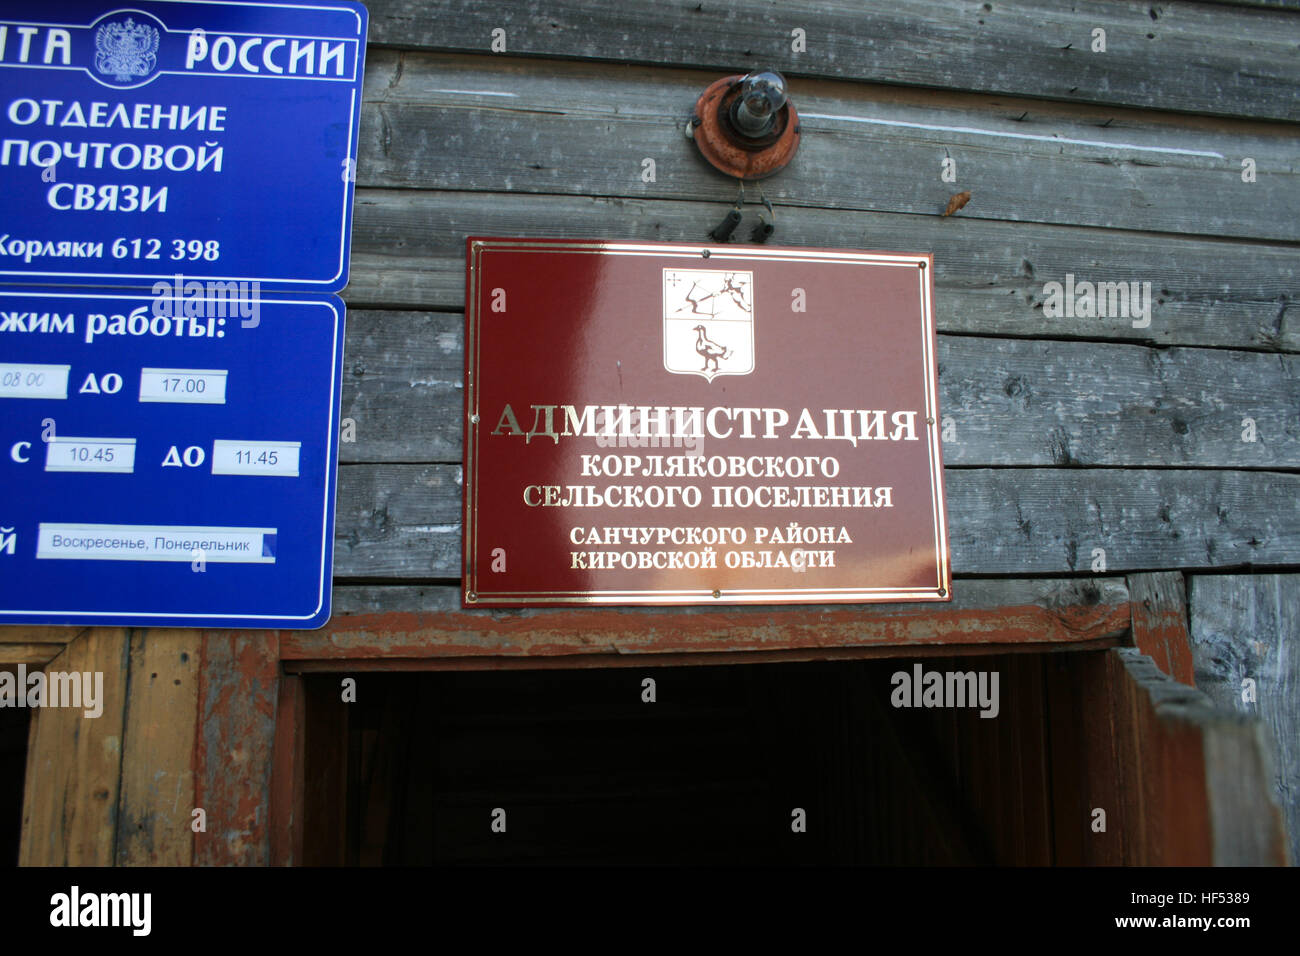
[0,627,83,646]
[338,311,1300,467]
[1111,648,1215,864]
[1187,573,1300,864]
[1203,714,1293,865]
[362,0,1300,120]
[18,629,129,866]
[287,578,1131,663]
[949,469,1300,574]
[0,644,65,666]
[1047,647,1285,865]
[1201,1,1300,10]
[1128,571,1195,685]
[341,311,461,463]
[268,675,305,867]
[346,191,1299,353]
[114,630,200,866]
[1046,650,1123,863]
[1118,648,1288,864]
[331,464,1300,578]
[192,633,280,866]
[357,51,1300,242]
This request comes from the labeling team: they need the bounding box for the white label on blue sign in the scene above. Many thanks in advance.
[37,523,278,563]
[211,439,301,476]
[138,366,227,403]
[44,436,137,473]
[0,362,71,398]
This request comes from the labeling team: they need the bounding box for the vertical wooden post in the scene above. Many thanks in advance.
[1128,572,1195,685]
[269,674,306,866]
[193,631,281,866]
[19,628,130,866]
[1049,647,1286,865]
[114,629,202,865]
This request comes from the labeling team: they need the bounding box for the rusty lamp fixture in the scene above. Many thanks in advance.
[691,69,800,243]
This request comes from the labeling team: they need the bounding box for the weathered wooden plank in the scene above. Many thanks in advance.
[1118,648,1287,864]
[346,191,1299,353]
[1203,713,1293,865]
[358,52,1300,241]
[287,642,1119,671]
[335,464,463,577]
[0,644,65,666]
[268,675,305,867]
[332,464,1300,578]
[192,633,280,866]
[1187,573,1300,864]
[0,627,81,646]
[114,630,200,866]
[1201,1,1300,10]
[1007,655,1054,864]
[363,0,1300,121]
[1202,1,1300,8]
[339,312,1300,467]
[18,628,129,866]
[342,311,461,463]
[949,469,1300,574]
[1112,649,1213,864]
[1045,650,1123,863]
[1128,571,1195,685]
[1047,647,1285,865]
[289,578,1130,663]
[940,339,1300,467]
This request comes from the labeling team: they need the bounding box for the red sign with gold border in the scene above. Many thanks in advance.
[463,238,950,607]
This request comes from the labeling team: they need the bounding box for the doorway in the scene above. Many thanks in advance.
[295,653,1064,864]
[0,671,31,867]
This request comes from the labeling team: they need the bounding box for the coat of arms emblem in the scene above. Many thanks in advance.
[663,268,755,382]
[94,17,160,83]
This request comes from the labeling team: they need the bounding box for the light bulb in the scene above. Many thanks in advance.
[730,70,788,138]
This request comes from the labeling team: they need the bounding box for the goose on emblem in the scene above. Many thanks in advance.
[692,325,733,373]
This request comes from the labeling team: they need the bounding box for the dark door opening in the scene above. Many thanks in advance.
[0,670,32,867]
[297,653,1068,865]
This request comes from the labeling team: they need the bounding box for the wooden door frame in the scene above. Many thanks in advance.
[8,572,1287,865]
[266,571,1284,866]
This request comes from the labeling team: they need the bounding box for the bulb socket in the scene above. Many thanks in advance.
[692,73,800,181]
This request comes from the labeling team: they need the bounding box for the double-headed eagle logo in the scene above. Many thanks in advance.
[94,17,160,82]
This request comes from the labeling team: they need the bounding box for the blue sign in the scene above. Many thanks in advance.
[0,0,368,291]
[0,286,344,627]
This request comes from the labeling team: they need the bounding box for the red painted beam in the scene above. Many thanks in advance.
[282,581,1132,665]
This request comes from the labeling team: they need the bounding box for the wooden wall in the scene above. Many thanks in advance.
[339,0,1300,581]
[9,0,1299,864]
[335,0,1300,827]
[1189,574,1300,863]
